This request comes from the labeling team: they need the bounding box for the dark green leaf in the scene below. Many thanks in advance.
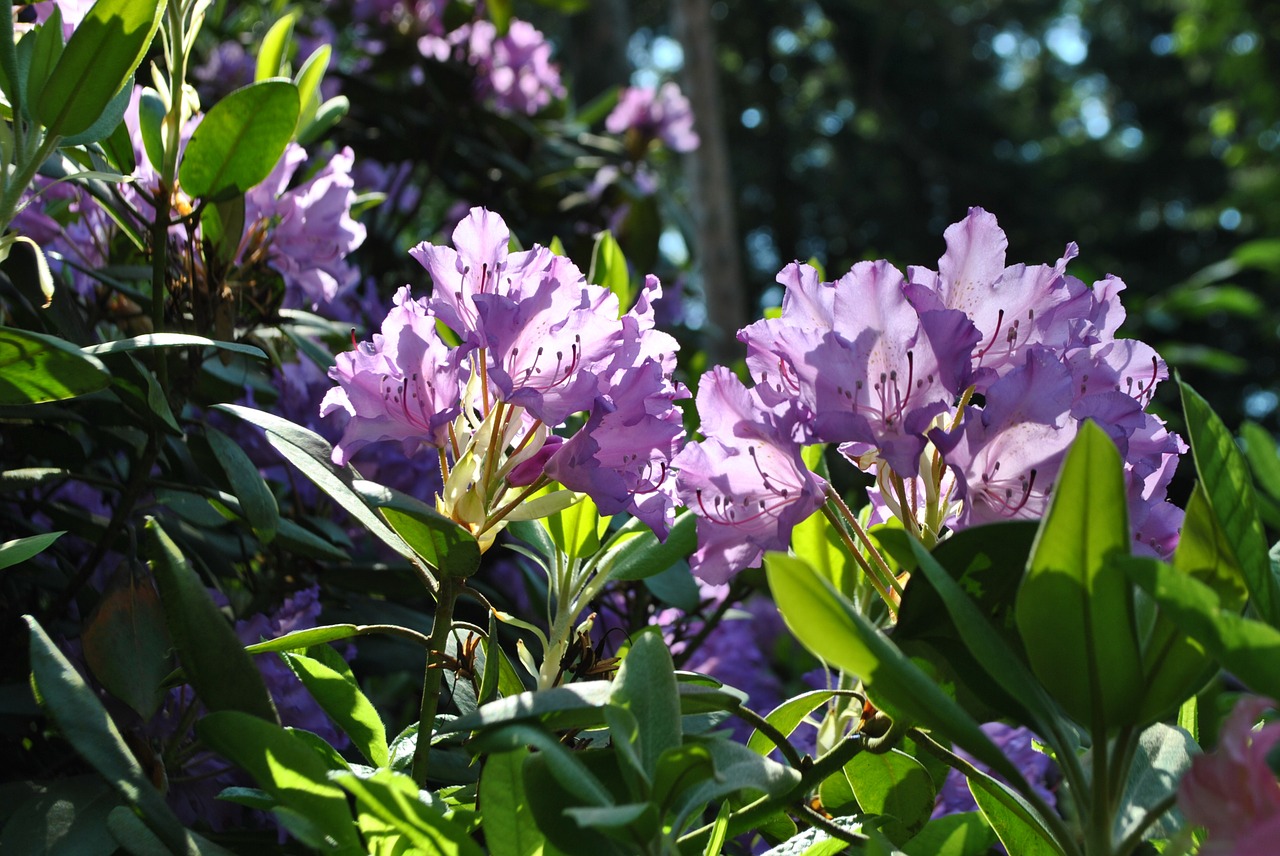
[60,69,133,146]
[1114,723,1194,842]
[197,711,361,852]
[0,326,109,404]
[35,0,164,138]
[902,812,998,856]
[101,114,136,174]
[206,425,279,545]
[105,805,170,856]
[23,617,204,855]
[601,511,697,582]
[1015,421,1143,731]
[136,86,166,171]
[26,7,64,110]
[845,749,936,834]
[145,518,278,722]
[353,479,480,577]
[611,629,681,777]
[1182,380,1280,625]
[0,777,121,856]
[0,530,64,570]
[281,650,389,767]
[81,568,170,719]
[470,723,614,806]
[178,80,300,201]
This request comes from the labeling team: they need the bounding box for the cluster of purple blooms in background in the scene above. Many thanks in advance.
[321,207,687,542]
[606,82,701,154]
[676,207,1185,583]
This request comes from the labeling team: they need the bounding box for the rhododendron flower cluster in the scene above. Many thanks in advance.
[321,207,686,550]
[606,82,701,153]
[677,207,1183,583]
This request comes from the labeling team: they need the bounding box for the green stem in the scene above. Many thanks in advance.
[825,484,903,599]
[820,502,898,618]
[731,704,805,769]
[413,576,461,785]
[0,132,62,234]
[1089,731,1113,856]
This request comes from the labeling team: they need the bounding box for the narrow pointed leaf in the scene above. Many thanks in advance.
[0,531,64,570]
[280,651,388,767]
[1015,421,1143,731]
[206,425,278,545]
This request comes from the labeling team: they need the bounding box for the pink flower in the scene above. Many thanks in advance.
[1178,696,1280,855]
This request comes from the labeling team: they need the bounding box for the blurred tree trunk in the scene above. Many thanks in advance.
[673,0,746,363]
[565,0,632,103]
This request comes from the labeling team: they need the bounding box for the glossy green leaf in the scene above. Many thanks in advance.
[1182,380,1279,625]
[145,518,277,722]
[81,568,170,719]
[765,553,1033,789]
[354,479,480,577]
[293,44,330,127]
[1126,557,1280,699]
[24,616,205,855]
[902,812,998,856]
[601,510,697,582]
[588,230,633,309]
[215,403,419,562]
[281,650,388,767]
[611,629,680,777]
[968,776,1063,856]
[671,740,802,832]
[178,80,300,201]
[35,0,164,138]
[60,68,133,146]
[255,13,296,80]
[243,624,361,655]
[472,722,614,806]
[81,332,266,360]
[544,490,608,561]
[206,425,278,545]
[747,690,840,755]
[0,530,64,570]
[0,326,109,404]
[1015,421,1143,731]
[197,711,361,852]
[845,748,936,834]
[481,749,547,856]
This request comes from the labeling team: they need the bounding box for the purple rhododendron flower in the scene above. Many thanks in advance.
[606,82,700,153]
[673,367,826,583]
[1178,696,1280,855]
[321,286,464,465]
[244,144,367,312]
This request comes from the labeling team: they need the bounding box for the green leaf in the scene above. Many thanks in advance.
[908,539,1064,738]
[35,0,164,138]
[471,722,614,806]
[0,326,110,404]
[197,711,361,852]
[481,749,548,856]
[255,13,297,81]
[81,568,170,719]
[747,690,840,755]
[0,777,121,856]
[332,769,485,856]
[1015,421,1144,731]
[81,332,267,360]
[243,624,362,655]
[544,490,608,560]
[670,740,801,832]
[0,531,64,570]
[105,805,170,856]
[1181,380,1280,625]
[206,425,279,545]
[791,494,856,596]
[588,230,633,309]
[296,94,348,146]
[488,0,514,36]
[703,801,731,856]
[1114,723,1195,842]
[353,479,480,577]
[968,776,1064,856]
[293,44,330,128]
[215,404,420,563]
[1125,557,1280,699]
[59,68,133,146]
[280,650,389,767]
[23,617,204,856]
[765,553,1034,789]
[600,511,697,582]
[845,749,936,836]
[101,114,136,174]
[145,518,278,722]
[26,6,64,110]
[136,87,166,172]
[178,80,300,201]
[902,812,998,856]
[611,629,681,778]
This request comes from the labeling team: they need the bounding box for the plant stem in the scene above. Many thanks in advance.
[820,502,898,618]
[413,575,461,785]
